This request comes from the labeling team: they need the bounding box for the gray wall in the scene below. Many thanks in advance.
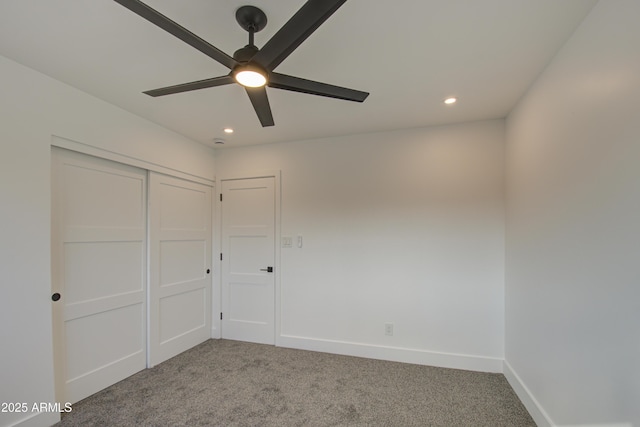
[215,120,506,371]
[0,54,215,427]
[505,0,640,425]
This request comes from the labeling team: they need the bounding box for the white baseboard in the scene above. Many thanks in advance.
[277,334,503,373]
[503,359,553,427]
[559,424,633,427]
[210,326,220,339]
[7,410,59,427]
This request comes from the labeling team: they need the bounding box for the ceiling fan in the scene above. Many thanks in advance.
[113,0,369,127]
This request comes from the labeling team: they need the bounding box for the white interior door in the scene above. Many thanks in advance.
[51,148,147,404]
[149,172,212,366]
[221,177,276,345]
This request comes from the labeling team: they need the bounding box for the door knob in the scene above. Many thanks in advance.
[260,266,273,273]
[51,293,61,302]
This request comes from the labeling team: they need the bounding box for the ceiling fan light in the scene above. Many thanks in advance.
[235,69,267,88]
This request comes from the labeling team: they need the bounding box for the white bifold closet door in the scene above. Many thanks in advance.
[148,172,212,366]
[52,148,147,404]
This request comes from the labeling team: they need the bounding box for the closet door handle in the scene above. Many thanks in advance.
[260,267,273,273]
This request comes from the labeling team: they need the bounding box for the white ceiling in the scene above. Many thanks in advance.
[0,0,596,148]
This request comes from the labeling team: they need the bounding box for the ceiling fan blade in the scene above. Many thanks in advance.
[252,0,346,71]
[143,75,235,97]
[113,0,238,70]
[269,73,369,102]
[245,87,275,127]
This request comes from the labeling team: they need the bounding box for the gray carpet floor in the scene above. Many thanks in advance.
[56,339,535,426]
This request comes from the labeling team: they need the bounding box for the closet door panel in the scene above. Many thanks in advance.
[149,172,212,366]
[52,148,147,404]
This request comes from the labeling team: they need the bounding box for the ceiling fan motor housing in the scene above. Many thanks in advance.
[233,44,259,63]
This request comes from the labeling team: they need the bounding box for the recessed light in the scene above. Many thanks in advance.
[223,128,234,134]
[444,97,457,105]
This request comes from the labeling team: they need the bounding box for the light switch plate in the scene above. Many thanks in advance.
[282,236,293,248]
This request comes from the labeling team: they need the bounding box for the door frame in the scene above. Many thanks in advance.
[52,135,214,187]
[215,170,281,345]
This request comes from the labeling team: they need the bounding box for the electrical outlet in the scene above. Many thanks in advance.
[385,323,394,336]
